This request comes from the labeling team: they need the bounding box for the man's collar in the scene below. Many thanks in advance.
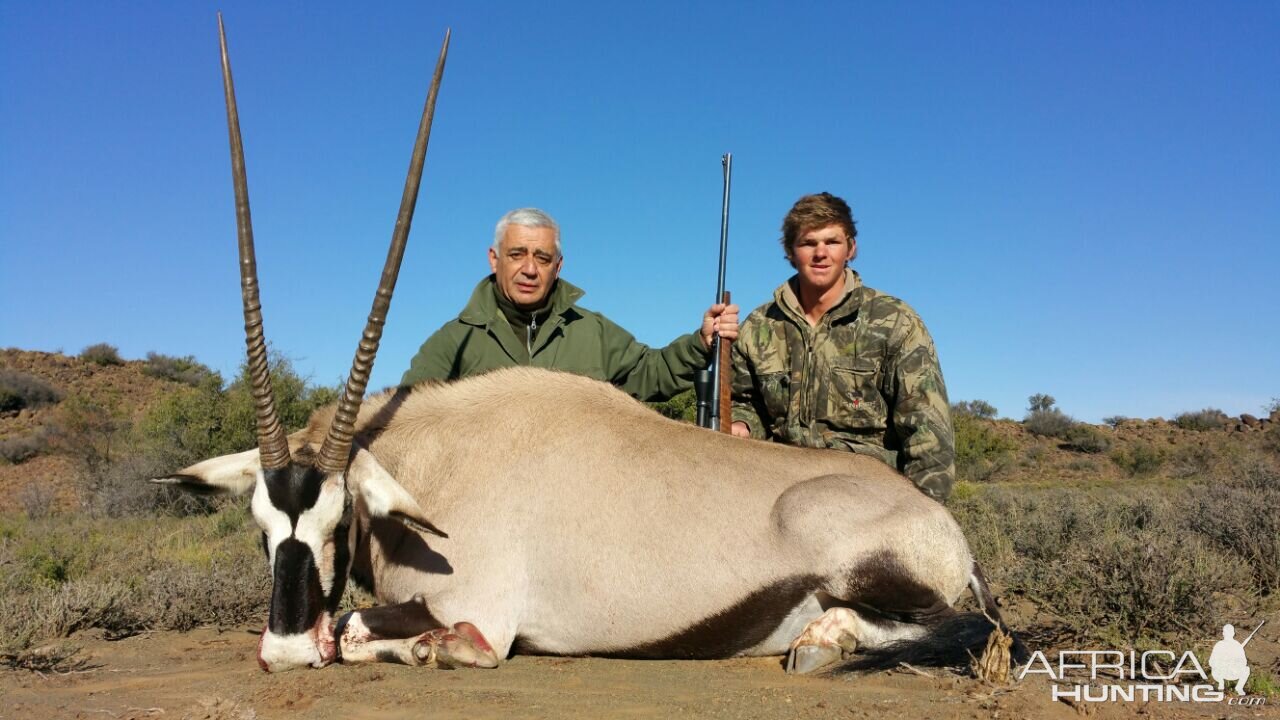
[776,268,865,324]
[458,275,585,326]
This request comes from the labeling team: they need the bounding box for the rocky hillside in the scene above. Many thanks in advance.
[0,348,198,513]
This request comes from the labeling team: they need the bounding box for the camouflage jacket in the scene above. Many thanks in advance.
[400,276,708,401]
[730,270,955,500]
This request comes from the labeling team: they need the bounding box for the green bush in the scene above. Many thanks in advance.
[1102,415,1129,428]
[1110,442,1168,476]
[650,389,697,423]
[39,351,333,517]
[954,414,1016,482]
[136,352,337,472]
[46,395,127,481]
[1023,394,1075,438]
[0,369,62,413]
[1025,408,1075,439]
[952,400,998,420]
[1174,408,1228,431]
[1028,393,1056,413]
[142,353,220,387]
[79,343,123,366]
[1064,424,1112,454]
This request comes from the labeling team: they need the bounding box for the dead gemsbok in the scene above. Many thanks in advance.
[156,18,1027,675]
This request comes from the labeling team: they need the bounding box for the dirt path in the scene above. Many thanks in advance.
[2,629,1276,720]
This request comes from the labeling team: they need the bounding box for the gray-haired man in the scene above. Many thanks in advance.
[401,208,738,401]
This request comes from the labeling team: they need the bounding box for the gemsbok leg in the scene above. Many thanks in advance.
[769,474,987,674]
[335,595,499,668]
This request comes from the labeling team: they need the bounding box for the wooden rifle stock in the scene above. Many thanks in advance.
[717,290,732,434]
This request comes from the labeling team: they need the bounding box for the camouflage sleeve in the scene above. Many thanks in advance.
[729,317,768,439]
[885,308,955,501]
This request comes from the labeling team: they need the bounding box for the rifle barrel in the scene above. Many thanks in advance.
[715,153,732,300]
[1242,620,1265,646]
[707,153,733,432]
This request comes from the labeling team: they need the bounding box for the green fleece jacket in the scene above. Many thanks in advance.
[400,276,709,401]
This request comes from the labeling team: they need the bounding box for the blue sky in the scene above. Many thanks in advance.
[2,1,1276,423]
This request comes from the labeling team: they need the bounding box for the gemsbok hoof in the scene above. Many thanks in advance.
[786,643,845,675]
[414,622,499,669]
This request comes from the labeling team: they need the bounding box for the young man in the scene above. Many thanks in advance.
[729,193,955,500]
[401,208,739,401]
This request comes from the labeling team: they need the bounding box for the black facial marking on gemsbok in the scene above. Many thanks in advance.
[263,463,324,527]
[268,538,325,636]
[155,17,1027,677]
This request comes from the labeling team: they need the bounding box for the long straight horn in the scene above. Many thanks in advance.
[317,30,451,474]
[218,14,290,471]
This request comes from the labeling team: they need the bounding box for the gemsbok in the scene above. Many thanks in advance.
[156,17,1027,675]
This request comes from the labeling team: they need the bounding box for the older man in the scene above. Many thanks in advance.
[402,208,739,401]
[729,193,955,500]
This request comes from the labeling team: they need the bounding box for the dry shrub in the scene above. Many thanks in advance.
[46,395,127,483]
[1181,454,1280,594]
[1110,442,1167,476]
[142,352,220,387]
[79,343,123,366]
[0,642,92,673]
[1168,442,1221,478]
[1066,458,1099,473]
[1063,424,1112,454]
[1040,530,1250,647]
[1174,408,1228,432]
[139,561,271,631]
[82,448,219,518]
[0,428,51,464]
[0,508,268,657]
[0,369,62,412]
[18,482,56,519]
[1021,443,1050,469]
[952,485,1257,647]
[1025,408,1075,439]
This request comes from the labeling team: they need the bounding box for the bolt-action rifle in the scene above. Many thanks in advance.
[1241,620,1265,647]
[695,153,733,433]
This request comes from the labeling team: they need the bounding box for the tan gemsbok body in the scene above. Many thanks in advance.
[158,18,1025,675]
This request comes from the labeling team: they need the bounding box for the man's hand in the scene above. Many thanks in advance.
[699,302,740,351]
[730,421,751,438]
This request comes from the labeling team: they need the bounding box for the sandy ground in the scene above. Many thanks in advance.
[2,628,1276,720]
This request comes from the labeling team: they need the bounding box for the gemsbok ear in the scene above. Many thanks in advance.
[347,449,448,538]
[150,448,261,496]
